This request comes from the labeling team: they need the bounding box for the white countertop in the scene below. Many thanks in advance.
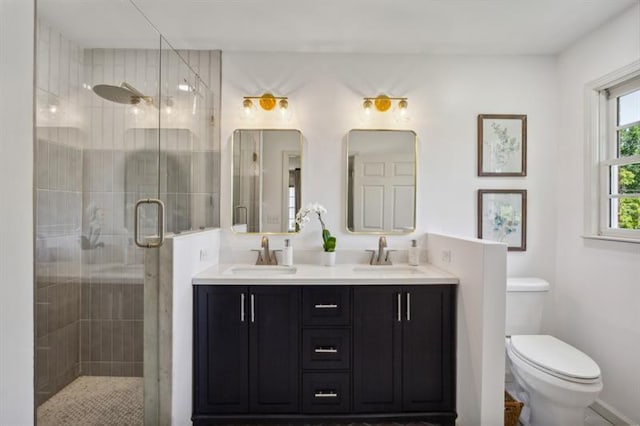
[192,263,459,285]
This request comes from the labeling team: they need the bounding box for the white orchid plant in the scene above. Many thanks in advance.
[295,203,336,252]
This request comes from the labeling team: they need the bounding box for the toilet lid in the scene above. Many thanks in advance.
[510,335,601,383]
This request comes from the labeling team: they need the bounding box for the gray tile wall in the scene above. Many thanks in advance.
[79,279,144,376]
[35,18,85,405]
[35,139,83,405]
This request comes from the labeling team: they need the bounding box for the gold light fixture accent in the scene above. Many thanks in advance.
[243,92,289,112]
[362,94,408,113]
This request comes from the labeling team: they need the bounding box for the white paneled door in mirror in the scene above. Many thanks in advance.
[347,130,416,234]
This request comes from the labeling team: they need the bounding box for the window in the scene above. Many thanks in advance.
[604,78,640,236]
[587,65,640,242]
[287,186,296,232]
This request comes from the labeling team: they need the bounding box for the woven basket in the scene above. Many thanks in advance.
[505,391,524,426]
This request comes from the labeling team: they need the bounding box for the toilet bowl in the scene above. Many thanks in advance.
[505,278,603,426]
[506,335,602,426]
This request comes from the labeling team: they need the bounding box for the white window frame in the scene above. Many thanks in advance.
[585,61,640,243]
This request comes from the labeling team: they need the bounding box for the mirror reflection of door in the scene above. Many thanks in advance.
[347,130,416,233]
[284,153,301,232]
[232,129,302,234]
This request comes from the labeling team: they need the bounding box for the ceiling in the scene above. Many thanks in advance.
[38,0,637,54]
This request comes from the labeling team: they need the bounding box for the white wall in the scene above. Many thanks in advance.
[219,52,559,279]
[158,229,220,426]
[427,233,507,426]
[554,4,640,423]
[0,0,35,424]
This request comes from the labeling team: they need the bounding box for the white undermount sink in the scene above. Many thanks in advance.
[352,265,422,275]
[225,265,297,275]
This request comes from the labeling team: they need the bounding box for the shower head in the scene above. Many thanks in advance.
[92,82,153,105]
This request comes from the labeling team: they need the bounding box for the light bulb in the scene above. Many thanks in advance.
[164,98,174,115]
[279,98,293,121]
[243,98,255,117]
[398,99,408,114]
[363,99,373,115]
[279,98,288,113]
[393,99,410,124]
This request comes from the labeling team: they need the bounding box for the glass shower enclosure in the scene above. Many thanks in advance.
[34,1,219,423]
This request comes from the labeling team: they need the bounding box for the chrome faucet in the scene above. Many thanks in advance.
[253,236,278,265]
[367,236,393,265]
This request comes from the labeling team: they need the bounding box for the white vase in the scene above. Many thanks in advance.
[322,251,336,267]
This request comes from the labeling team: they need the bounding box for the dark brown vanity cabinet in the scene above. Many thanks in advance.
[193,286,300,415]
[193,284,456,425]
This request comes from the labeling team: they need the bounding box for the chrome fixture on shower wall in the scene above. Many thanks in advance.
[92,81,153,105]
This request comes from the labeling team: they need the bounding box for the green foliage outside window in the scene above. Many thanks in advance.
[618,125,640,229]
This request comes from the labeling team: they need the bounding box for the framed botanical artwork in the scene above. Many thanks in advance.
[477,114,527,176]
[477,189,527,251]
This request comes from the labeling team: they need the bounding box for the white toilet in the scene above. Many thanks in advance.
[505,277,603,426]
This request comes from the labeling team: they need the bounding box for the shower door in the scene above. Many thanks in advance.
[34,2,217,425]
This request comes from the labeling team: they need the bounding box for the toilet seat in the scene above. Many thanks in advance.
[510,335,601,384]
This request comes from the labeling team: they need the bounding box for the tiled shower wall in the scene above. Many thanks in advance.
[35,18,221,405]
[35,20,85,405]
[77,48,220,377]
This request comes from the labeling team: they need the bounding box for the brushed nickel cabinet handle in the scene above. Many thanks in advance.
[314,391,338,398]
[314,347,338,354]
[406,292,411,321]
[397,293,402,322]
[314,304,338,309]
[240,293,245,322]
[250,294,255,323]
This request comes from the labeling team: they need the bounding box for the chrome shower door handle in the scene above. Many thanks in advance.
[134,198,165,248]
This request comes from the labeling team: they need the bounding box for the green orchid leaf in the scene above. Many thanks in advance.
[324,236,336,252]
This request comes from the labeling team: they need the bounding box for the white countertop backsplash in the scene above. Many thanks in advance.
[219,247,428,265]
[193,261,458,285]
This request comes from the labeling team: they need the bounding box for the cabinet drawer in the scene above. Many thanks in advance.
[302,329,351,370]
[302,372,350,413]
[303,286,350,326]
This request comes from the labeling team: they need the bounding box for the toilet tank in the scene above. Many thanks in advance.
[506,277,550,336]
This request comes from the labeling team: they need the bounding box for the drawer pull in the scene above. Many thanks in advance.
[314,391,338,398]
[314,346,338,354]
[314,303,338,309]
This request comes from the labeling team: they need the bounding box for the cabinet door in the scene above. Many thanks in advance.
[402,285,456,411]
[353,286,402,413]
[194,286,249,414]
[249,286,300,413]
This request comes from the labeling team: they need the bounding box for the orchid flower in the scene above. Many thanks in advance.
[295,203,336,252]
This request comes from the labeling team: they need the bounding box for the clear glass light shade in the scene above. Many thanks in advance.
[393,99,410,123]
[363,99,373,115]
[241,98,257,120]
[279,98,293,121]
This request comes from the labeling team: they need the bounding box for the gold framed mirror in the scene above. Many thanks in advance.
[346,129,417,234]
[232,129,302,234]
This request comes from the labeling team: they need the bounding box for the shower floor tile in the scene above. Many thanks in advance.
[36,376,142,426]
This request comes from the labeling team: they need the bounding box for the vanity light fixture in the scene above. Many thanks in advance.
[361,94,410,123]
[362,94,408,113]
[242,92,290,116]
